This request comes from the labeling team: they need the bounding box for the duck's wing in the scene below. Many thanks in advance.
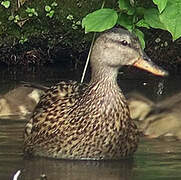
[24,80,86,139]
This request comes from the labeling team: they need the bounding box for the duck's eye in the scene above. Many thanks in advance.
[121,40,129,46]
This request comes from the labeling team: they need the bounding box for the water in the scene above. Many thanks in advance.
[0,67,181,180]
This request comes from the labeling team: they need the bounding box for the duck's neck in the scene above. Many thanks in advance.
[90,64,119,85]
[85,64,129,129]
[88,64,125,102]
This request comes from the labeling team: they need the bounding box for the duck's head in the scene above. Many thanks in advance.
[90,28,168,77]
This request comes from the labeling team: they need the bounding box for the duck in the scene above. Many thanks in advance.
[23,27,167,160]
[127,91,181,140]
[126,92,154,121]
[140,109,181,139]
[0,85,44,119]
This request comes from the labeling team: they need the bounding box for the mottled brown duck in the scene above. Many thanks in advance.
[127,92,154,121]
[139,92,181,139]
[0,86,44,119]
[127,91,181,140]
[24,28,167,160]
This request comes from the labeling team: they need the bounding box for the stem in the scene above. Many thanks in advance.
[101,0,105,8]
[80,33,96,83]
[80,0,105,83]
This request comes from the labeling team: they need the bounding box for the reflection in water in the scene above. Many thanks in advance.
[23,158,133,180]
[0,119,25,180]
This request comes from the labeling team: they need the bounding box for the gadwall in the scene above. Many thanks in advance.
[24,28,167,160]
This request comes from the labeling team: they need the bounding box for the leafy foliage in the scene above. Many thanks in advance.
[0,1,58,44]
[1,0,10,8]
[82,9,118,33]
[45,2,57,18]
[82,0,181,48]
[143,8,165,29]
[153,0,168,13]
[26,8,38,17]
[160,0,181,40]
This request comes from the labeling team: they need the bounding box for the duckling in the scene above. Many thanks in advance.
[126,92,154,121]
[0,86,44,119]
[127,91,181,140]
[156,91,181,110]
[140,109,181,139]
[24,28,167,160]
[140,92,181,139]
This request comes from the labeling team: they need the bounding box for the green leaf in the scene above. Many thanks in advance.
[34,12,38,16]
[135,7,146,16]
[8,15,14,21]
[76,21,81,25]
[51,2,58,7]
[31,8,35,13]
[160,0,181,40]
[45,5,51,12]
[14,15,20,23]
[118,0,131,12]
[26,7,32,13]
[134,29,145,49]
[15,15,20,21]
[117,13,133,31]
[127,8,135,15]
[67,14,74,20]
[144,8,166,29]
[46,10,54,18]
[136,19,150,29]
[1,1,10,8]
[153,0,167,13]
[28,13,33,17]
[26,8,38,16]
[82,8,118,33]
[19,37,28,44]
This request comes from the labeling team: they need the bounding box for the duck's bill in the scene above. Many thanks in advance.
[133,56,168,76]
